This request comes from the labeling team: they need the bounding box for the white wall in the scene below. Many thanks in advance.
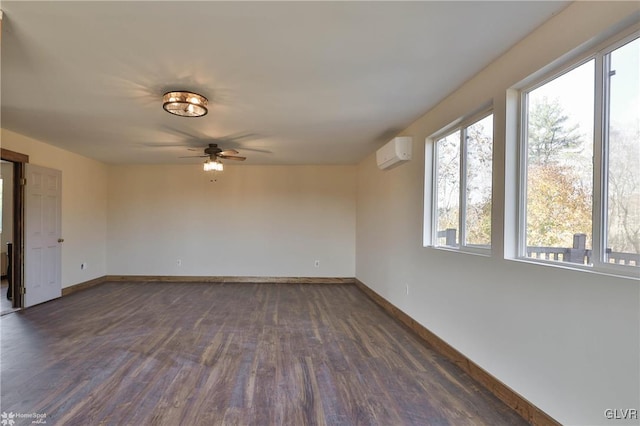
[107,164,355,277]
[356,2,639,426]
[1,129,108,287]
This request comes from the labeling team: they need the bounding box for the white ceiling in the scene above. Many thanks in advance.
[1,1,569,165]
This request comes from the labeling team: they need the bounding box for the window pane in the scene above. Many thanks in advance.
[436,131,460,247]
[465,115,493,247]
[605,38,640,267]
[525,60,594,264]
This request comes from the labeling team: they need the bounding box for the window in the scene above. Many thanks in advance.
[604,37,640,268]
[523,60,595,263]
[433,113,493,252]
[520,33,639,272]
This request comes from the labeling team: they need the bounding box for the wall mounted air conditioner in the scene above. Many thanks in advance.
[376,136,412,170]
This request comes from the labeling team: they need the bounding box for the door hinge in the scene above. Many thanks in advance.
[21,286,26,295]
[20,178,27,186]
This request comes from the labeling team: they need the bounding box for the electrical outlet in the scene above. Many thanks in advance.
[314,260,320,268]
[81,262,87,270]
[177,259,182,267]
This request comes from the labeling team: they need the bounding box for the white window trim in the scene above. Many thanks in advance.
[517,30,640,278]
[430,108,494,255]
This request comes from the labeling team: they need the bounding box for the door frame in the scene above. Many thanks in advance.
[1,148,28,308]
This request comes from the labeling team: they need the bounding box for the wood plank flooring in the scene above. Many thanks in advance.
[0,282,527,425]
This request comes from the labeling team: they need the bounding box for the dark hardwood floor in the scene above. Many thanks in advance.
[0,282,527,425]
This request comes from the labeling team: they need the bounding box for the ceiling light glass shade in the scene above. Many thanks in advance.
[204,159,223,172]
[162,91,208,117]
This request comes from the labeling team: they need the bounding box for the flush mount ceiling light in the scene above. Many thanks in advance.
[162,91,208,117]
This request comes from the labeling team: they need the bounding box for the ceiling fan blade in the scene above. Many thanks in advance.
[218,155,246,161]
[237,147,272,154]
[179,155,208,158]
[218,149,239,155]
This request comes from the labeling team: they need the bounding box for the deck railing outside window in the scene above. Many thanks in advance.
[436,229,639,267]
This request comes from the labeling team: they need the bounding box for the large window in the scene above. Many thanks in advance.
[521,34,639,272]
[433,113,493,252]
[604,37,640,267]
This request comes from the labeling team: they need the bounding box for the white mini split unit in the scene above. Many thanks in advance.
[376,136,412,170]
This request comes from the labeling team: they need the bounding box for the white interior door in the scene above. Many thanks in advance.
[24,164,62,308]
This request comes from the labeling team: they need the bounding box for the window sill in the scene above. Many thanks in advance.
[509,257,640,280]
[427,245,492,258]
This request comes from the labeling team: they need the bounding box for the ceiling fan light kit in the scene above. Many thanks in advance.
[204,158,223,172]
[162,91,208,117]
[179,143,245,173]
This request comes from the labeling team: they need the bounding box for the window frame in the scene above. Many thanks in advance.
[431,109,494,255]
[517,30,640,277]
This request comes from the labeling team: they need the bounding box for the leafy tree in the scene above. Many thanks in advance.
[466,199,492,246]
[436,132,460,243]
[528,96,582,166]
[526,97,592,248]
[435,121,493,246]
[526,164,592,248]
[607,125,640,254]
[465,122,493,245]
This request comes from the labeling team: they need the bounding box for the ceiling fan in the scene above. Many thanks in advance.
[180,143,246,171]
[180,143,246,162]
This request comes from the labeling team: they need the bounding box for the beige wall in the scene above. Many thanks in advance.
[1,128,108,287]
[1,128,356,281]
[355,2,639,425]
[107,164,356,277]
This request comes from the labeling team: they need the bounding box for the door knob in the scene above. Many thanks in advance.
[58,238,64,243]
